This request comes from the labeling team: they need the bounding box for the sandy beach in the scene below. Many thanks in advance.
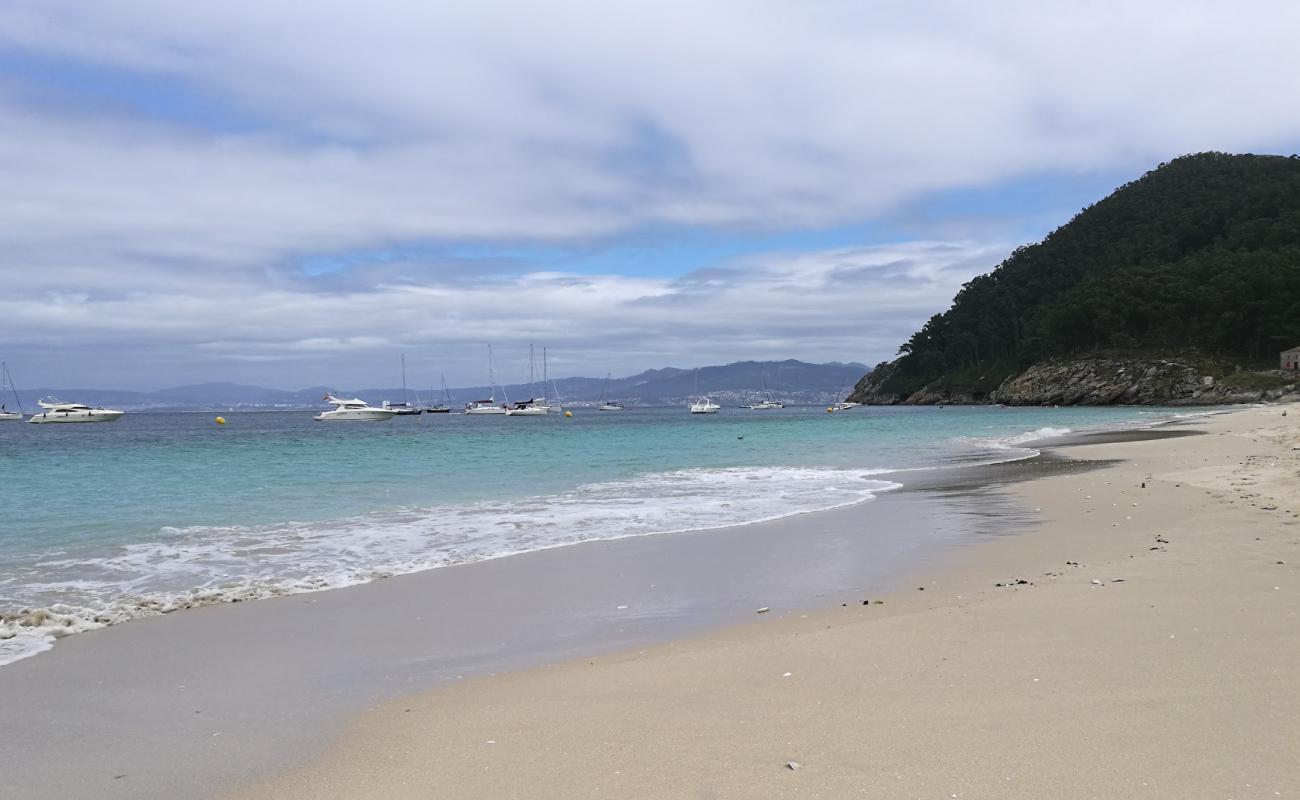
[229,406,1300,799]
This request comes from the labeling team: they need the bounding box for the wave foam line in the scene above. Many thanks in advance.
[0,465,900,666]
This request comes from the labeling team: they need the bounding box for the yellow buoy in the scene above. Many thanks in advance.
[215,416,226,425]
[826,407,834,413]
[564,410,573,417]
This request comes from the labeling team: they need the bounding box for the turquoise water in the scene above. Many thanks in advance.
[0,404,1205,663]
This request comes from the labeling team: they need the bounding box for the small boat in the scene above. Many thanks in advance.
[689,397,720,414]
[0,362,23,421]
[830,370,861,411]
[426,373,454,413]
[28,398,125,424]
[595,373,624,411]
[314,394,397,421]
[382,400,422,416]
[688,368,720,413]
[745,399,784,410]
[464,399,507,415]
[465,345,508,415]
[384,355,423,415]
[506,346,553,416]
[505,398,550,416]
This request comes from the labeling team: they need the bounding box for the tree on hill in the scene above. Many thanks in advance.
[872,152,1300,399]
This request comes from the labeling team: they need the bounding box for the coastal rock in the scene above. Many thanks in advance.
[848,357,1300,407]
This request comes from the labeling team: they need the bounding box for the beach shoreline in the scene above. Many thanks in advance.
[0,413,1089,799]
[3,405,1293,799]
[228,404,1300,799]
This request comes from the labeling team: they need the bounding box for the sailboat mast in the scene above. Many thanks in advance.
[543,347,548,402]
[488,344,495,400]
[401,353,408,402]
[3,362,24,413]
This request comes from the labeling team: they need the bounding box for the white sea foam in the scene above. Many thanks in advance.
[951,426,1073,458]
[0,465,900,666]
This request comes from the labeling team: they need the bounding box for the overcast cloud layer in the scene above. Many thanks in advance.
[2,1,1299,388]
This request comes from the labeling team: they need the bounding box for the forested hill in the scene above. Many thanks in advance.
[852,152,1300,404]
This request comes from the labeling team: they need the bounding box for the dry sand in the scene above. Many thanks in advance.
[231,406,1300,800]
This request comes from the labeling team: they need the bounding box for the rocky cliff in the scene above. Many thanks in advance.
[849,357,1300,406]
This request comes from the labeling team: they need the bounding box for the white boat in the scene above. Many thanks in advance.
[464,399,507,415]
[688,368,720,413]
[595,373,624,411]
[27,398,125,424]
[314,394,397,421]
[384,355,422,415]
[506,345,554,416]
[744,374,784,409]
[830,370,861,411]
[0,362,23,421]
[466,345,509,415]
[467,346,506,416]
[505,398,549,416]
[689,398,720,414]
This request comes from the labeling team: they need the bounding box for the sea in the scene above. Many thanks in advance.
[0,403,1216,665]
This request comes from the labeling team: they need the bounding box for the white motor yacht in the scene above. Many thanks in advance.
[833,400,861,411]
[598,401,624,411]
[27,399,125,424]
[314,394,397,421]
[745,399,784,410]
[689,397,720,414]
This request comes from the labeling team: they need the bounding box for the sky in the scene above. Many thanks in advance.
[3,1,1300,390]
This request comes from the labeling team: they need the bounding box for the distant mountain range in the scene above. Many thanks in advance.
[5,360,869,412]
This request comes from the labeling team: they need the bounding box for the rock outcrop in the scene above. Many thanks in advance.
[849,357,1300,406]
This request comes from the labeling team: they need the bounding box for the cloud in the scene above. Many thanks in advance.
[0,241,1004,388]
[1,2,1299,386]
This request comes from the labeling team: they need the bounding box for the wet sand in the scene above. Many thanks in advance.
[0,440,1068,799]
[229,405,1300,799]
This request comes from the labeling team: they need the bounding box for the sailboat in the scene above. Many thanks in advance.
[688,368,720,414]
[0,362,25,421]
[506,344,551,416]
[545,347,565,414]
[464,345,508,415]
[383,354,423,415]
[596,372,623,411]
[831,370,861,411]
[425,373,453,413]
[743,374,784,409]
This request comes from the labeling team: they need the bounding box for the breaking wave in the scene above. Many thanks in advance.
[0,465,900,665]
